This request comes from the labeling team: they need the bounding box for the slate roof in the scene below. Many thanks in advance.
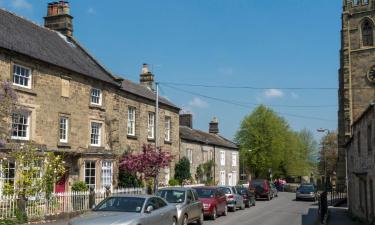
[0,9,119,85]
[121,79,179,110]
[180,126,238,150]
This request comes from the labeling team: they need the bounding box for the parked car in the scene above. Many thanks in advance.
[250,179,273,200]
[235,186,256,207]
[218,186,245,212]
[193,186,228,220]
[68,194,178,225]
[270,183,278,198]
[296,184,318,201]
[156,187,203,225]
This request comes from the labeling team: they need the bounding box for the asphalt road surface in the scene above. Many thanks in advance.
[204,192,318,225]
[36,192,318,225]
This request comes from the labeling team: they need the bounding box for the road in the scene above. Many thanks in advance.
[36,192,318,225]
[204,192,318,225]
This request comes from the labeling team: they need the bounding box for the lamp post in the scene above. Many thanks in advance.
[241,149,253,182]
[317,128,329,191]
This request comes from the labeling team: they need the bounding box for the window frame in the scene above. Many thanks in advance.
[187,149,193,164]
[101,161,113,189]
[147,112,155,139]
[90,122,102,147]
[127,107,136,136]
[12,64,32,89]
[164,117,171,142]
[362,19,374,47]
[59,116,69,143]
[84,160,96,190]
[220,151,226,166]
[90,88,102,106]
[232,153,237,167]
[11,111,30,140]
[220,171,226,185]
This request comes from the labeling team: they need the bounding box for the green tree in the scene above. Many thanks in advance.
[318,131,338,177]
[174,157,191,184]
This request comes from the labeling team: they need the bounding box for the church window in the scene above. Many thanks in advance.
[362,20,374,47]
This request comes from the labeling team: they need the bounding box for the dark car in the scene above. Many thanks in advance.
[250,179,273,201]
[235,186,256,208]
[193,186,228,220]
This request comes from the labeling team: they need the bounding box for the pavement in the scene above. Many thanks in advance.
[327,207,363,225]
[34,192,319,225]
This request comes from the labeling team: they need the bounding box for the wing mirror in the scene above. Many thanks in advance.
[146,205,154,213]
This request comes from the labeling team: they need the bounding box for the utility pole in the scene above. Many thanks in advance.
[154,82,160,193]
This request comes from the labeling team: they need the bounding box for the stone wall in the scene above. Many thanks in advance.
[0,49,180,190]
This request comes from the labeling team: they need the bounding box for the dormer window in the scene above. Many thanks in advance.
[90,88,102,106]
[362,20,374,47]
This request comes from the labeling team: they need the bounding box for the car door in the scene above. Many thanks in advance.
[232,187,241,207]
[192,189,202,219]
[155,197,172,224]
[216,189,225,212]
[142,197,162,225]
[186,190,198,221]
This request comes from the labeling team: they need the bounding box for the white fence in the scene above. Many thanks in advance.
[0,188,145,220]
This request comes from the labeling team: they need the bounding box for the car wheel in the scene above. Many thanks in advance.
[172,217,177,225]
[246,200,250,208]
[197,212,204,225]
[182,215,188,225]
[267,194,271,201]
[211,207,217,220]
[222,205,228,216]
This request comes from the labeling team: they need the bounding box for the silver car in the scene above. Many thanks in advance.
[218,186,245,212]
[157,187,204,225]
[296,185,318,201]
[69,195,178,225]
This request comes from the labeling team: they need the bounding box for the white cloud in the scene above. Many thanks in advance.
[264,89,284,98]
[87,7,96,14]
[188,97,208,108]
[291,92,299,99]
[10,0,32,10]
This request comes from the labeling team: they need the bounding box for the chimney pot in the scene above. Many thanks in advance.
[209,117,219,134]
[140,63,155,91]
[44,1,73,37]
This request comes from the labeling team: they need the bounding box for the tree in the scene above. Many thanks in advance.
[318,131,338,177]
[119,144,174,191]
[174,157,191,184]
[0,80,17,147]
[236,105,314,179]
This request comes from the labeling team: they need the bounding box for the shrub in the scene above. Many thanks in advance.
[168,179,179,186]
[174,157,191,184]
[71,181,89,192]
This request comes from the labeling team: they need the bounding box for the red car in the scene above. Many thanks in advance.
[193,186,228,220]
[250,179,273,201]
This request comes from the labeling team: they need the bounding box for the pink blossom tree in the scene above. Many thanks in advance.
[119,144,174,191]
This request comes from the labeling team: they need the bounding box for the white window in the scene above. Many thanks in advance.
[147,112,155,139]
[220,151,225,166]
[232,171,237,186]
[13,64,31,88]
[101,161,113,189]
[220,171,226,185]
[165,117,171,142]
[59,117,68,143]
[85,161,96,190]
[164,167,170,185]
[90,88,102,105]
[232,153,237,167]
[127,107,136,136]
[0,161,15,195]
[90,122,102,146]
[11,112,30,140]
[187,149,193,163]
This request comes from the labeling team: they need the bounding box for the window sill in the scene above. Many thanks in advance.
[127,135,137,140]
[147,138,155,143]
[89,146,105,151]
[12,85,37,96]
[57,143,71,148]
[164,140,172,145]
[89,104,106,111]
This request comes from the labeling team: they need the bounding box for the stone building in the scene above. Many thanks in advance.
[179,114,239,185]
[347,104,375,223]
[0,2,180,193]
[338,1,375,187]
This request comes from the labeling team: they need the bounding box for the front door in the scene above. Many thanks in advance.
[55,174,67,193]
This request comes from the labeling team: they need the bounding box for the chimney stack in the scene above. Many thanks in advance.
[44,1,73,37]
[180,114,193,129]
[209,117,219,134]
[140,64,155,91]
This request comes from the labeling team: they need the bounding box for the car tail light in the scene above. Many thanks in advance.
[263,183,269,192]
[228,195,234,199]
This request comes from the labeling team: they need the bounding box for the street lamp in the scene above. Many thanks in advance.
[317,128,329,191]
[241,149,253,181]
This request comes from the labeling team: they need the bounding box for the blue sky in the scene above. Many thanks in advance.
[0,0,341,140]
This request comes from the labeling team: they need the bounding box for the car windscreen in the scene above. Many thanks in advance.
[251,180,263,187]
[219,187,232,194]
[94,197,145,213]
[157,190,186,203]
[236,188,248,195]
[195,188,214,198]
[299,186,315,192]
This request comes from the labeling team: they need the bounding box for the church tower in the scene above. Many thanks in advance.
[338,0,375,187]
